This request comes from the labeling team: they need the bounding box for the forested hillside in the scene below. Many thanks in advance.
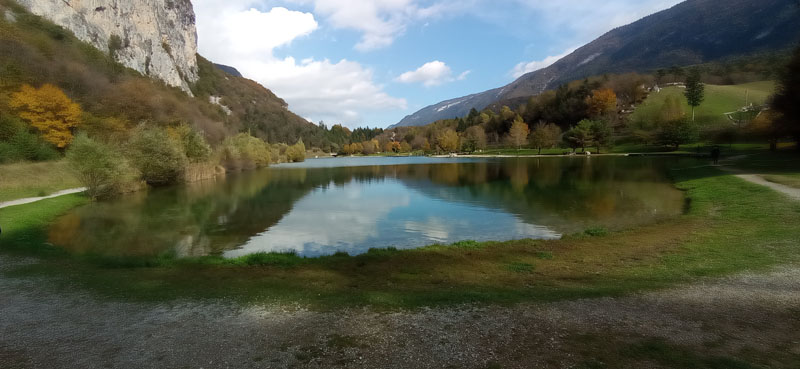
[0,0,329,155]
[394,0,800,128]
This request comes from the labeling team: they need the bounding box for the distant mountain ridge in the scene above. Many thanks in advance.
[392,0,800,128]
[214,63,243,78]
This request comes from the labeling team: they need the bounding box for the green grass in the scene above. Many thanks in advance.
[763,174,800,189]
[0,160,81,202]
[1,151,800,310]
[630,81,776,128]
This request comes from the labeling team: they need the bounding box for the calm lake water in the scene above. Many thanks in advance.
[49,156,687,258]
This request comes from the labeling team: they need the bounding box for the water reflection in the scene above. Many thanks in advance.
[49,157,687,258]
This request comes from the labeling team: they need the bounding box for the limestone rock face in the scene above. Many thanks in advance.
[16,0,199,94]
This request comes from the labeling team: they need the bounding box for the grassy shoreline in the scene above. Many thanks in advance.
[1,153,799,309]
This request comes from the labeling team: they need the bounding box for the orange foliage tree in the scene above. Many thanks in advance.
[10,84,82,149]
[586,88,617,118]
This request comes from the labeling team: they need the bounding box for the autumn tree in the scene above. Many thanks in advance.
[530,122,562,154]
[399,141,412,153]
[435,128,460,153]
[10,84,83,149]
[659,96,685,123]
[586,88,617,118]
[507,118,530,150]
[747,111,782,151]
[461,125,487,153]
[684,69,705,122]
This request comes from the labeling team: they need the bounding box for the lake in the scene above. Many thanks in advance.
[48,156,687,258]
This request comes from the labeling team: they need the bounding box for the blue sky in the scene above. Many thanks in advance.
[194,0,683,128]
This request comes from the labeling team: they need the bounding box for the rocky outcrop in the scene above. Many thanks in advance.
[15,0,199,94]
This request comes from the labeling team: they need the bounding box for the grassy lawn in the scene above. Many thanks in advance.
[2,151,800,310]
[630,81,776,128]
[763,173,800,189]
[0,160,81,202]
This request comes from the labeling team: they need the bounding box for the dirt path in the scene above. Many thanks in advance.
[0,188,86,209]
[1,254,798,369]
[715,158,800,201]
[734,173,800,201]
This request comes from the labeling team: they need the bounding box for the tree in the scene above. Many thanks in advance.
[590,120,613,153]
[684,69,705,122]
[659,96,685,123]
[586,88,617,118]
[461,125,487,153]
[507,118,530,150]
[770,46,800,146]
[9,84,82,149]
[67,134,130,199]
[128,127,187,185]
[655,69,667,85]
[435,128,460,153]
[669,66,685,83]
[657,119,698,150]
[747,111,782,151]
[564,120,594,152]
[399,141,412,153]
[529,122,561,154]
[286,139,306,162]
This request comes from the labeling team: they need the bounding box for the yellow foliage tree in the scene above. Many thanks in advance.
[435,128,460,153]
[507,118,530,150]
[10,84,83,149]
[586,88,618,118]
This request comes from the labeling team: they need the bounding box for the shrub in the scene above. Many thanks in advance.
[286,139,306,162]
[0,130,60,163]
[656,119,699,150]
[67,134,130,199]
[219,133,270,170]
[128,127,187,185]
[168,125,211,162]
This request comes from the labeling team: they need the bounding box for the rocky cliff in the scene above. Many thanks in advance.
[15,0,199,94]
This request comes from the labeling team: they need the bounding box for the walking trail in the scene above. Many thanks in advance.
[0,188,85,209]
[717,155,800,201]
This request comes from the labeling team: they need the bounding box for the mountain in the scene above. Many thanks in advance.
[0,0,324,146]
[392,0,800,128]
[214,64,243,78]
[14,0,199,94]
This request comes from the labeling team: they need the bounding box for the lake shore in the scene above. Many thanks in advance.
[2,151,800,367]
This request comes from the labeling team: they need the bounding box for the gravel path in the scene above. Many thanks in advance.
[0,188,86,209]
[1,255,798,369]
[734,173,800,201]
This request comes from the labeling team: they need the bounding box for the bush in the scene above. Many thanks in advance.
[128,127,187,185]
[168,125,211,162]
[286,139,306,162]
[67,134,130,199]
[0,130,60,163]
[219,133,270,170]
[656,119,699,150]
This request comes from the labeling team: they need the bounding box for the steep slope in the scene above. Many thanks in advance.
[0,0,322,146]
[393,0,800,128]
[14,0,199,94]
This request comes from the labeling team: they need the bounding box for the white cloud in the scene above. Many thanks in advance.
[395,61,468,87]
[510,47,577,78]
[292,0,450,51]
[194,1,406,127]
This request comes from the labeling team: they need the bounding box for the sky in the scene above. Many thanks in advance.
[193,0,683,129]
